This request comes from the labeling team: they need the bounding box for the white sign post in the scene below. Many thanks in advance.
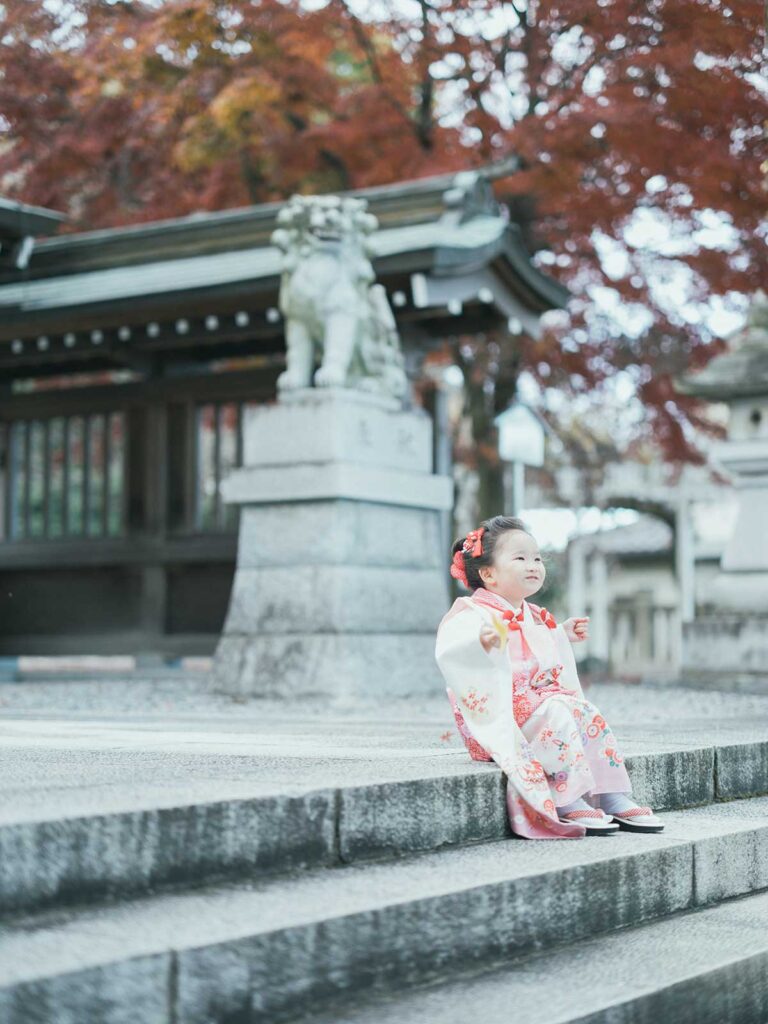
[495,402,546,515]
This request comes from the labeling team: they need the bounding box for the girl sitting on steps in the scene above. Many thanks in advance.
[435,514,664,839]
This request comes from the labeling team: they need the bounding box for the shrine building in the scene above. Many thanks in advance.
[0,171,567,655]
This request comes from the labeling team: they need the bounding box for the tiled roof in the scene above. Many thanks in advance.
[576,515,673,555]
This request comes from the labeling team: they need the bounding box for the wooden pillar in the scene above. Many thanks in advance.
[166,400,193,532]
[125,406,148,533]
[126,402,169,642]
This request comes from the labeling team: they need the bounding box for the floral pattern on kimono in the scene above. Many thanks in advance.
[509,653,572,727]
[520,696,631,803]
[473,594,633,803]
[435,589,631,839]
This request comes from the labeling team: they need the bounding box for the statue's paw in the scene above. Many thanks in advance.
[277,370,310,391]
[388,371,408,397]
[314,366,348,388]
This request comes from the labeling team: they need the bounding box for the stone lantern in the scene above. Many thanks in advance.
[674,290,768,681]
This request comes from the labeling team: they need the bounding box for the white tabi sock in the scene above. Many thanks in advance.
[557,796,595,815]
[597,792,637,815]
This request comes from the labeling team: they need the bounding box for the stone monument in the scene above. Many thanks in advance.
[210,194,454,701]
[675,290,768,683]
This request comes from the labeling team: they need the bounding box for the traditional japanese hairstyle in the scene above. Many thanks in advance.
[450,515,534,591]
[450,527,485,587]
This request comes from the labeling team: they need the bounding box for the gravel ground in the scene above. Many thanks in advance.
[1,674,768,725]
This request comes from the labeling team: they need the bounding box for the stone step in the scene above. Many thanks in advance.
[304,887,768,1024]
[2,732,766,918]
[1,797,767,1024]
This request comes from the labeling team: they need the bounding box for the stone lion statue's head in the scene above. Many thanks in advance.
[271,194,378,253]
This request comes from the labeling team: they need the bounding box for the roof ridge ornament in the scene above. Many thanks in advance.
[441,170,501,226]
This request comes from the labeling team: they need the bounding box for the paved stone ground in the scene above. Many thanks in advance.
[3,673,768,721]
[1,676,767,824]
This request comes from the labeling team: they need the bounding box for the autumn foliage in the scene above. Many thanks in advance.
[0,0,468,219]
[0,0,765,469]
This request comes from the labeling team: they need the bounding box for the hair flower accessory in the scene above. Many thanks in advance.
[449,526,485,588]
[450,549,469,587]
[462,527,485,557]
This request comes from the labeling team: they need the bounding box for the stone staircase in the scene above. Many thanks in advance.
[1,716,768,1023]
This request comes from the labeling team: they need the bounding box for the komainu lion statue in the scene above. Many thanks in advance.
[270,194,408,400]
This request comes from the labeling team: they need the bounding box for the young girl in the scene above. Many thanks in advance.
[435,515,664,839]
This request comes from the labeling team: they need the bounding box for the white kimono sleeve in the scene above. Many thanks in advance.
[552,623,587,701]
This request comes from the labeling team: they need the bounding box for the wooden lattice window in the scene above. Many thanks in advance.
[194,402,244,532]
[0,412,126,541]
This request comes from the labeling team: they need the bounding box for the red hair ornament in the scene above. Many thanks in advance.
[449,527,486,588]
[450,550,469,587]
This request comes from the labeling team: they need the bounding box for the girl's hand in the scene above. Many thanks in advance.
[479,625,501,654]
[563,616,590,643]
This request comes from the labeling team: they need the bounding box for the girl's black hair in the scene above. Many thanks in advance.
[451,515,534,591]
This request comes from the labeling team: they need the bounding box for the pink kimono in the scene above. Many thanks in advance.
[435,588,632,840]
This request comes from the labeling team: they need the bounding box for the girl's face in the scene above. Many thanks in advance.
[478,529,545,604]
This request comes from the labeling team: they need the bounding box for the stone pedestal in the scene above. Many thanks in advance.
[210,388,454,702]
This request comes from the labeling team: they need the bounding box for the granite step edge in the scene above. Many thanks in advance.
[1,737,766,918]
[297,888,768,1024]
[1,799,768,1024]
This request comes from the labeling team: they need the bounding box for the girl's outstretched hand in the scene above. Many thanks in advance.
[479,614,509,654]
[479,624,501,654]
[563,616,590,642]
[481,618,505,651]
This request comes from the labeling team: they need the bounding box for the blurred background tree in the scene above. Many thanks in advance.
[1,0,765,513]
